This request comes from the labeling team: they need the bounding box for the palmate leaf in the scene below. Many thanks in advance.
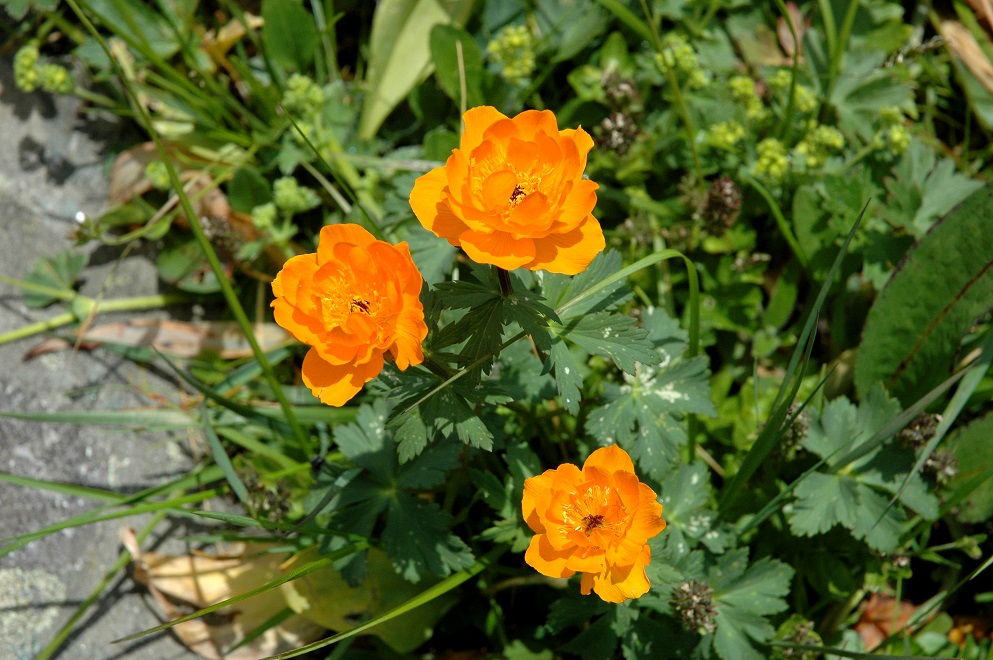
[23,249,86,308]
[706,550,795,660]
[788,387,938,551]
[313,402,473,581]
[540,249,631,319]
[560,312,660,374]
[659,463,735,554]
[586,307,716,478]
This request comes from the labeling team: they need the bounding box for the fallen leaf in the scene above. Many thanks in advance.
[24,320,289,360]
[854,593,918,650]
[940,19,993,94]
[121,528,325,660]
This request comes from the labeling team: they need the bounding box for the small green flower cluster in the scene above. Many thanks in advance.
[793,124,844,168]
[13,44,73,94]
[273,176,321,216]
[486,25,536,84]
[729,75,767,121]
[282,73,325,118]
[250,202,278,231]
[873,106,910,155]
[754,138,789,182]
[766,69,818,114]
[706,120,746,150]
[655,34,709,89]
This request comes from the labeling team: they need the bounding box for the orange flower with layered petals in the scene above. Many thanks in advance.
[522,445,666,603]
[271,224,428,407]
[409,106,604,275]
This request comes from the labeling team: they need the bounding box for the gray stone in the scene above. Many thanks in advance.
[0,56,198,659]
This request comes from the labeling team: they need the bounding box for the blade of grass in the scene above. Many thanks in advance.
[720,204,867,510]
[201,402,253,513]
[64,0,309,452]
[0,408,194,429]
[33,510,169,660]
[740,172,808,269]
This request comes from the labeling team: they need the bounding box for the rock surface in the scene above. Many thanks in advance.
[0,57,197,659]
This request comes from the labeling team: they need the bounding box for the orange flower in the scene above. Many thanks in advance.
[522,445,666,603]
[271,224,428,406]
[409,106,604,275]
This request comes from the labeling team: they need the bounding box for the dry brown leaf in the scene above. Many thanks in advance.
[203,13,264,61]
[940,19,993,93]
[777,2,810,58]
[121,529,324,660]
[24,320,289,360]
[854,593,918,650]
[108,143,162,206]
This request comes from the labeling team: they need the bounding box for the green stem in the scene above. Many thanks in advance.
[63,0,310,452]
[0,312,76,347]
[772,0,801,144]
[823,0,859,107]
[0,275,75,301]
[497,267,514,298]
[639,0,704,181]
[740,173,808,269]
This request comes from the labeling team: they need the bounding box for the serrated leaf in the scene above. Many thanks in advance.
[468,468,510,513]
[562,312,659,374]
[505,290,557,351]
[547,339,583,415]
[23,250,86,308]
[382,493,475,581]
[881,140,983,238]
[789,388,938,551]
[541,250,631,319]
[395,410,430,463]
[333,401,393,482]
[855,183,993,405]
[587,355,715,479]
[397,440,460,489]
[709,551,794,660]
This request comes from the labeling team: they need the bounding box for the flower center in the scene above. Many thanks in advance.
[508,171,541,207]
[581,513,605,536]
[350,296,372,314]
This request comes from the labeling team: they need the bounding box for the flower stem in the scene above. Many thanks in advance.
[497,267,514,298]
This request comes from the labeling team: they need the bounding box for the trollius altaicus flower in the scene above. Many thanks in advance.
[522,445,666,603]
[271,224,428,406]
[409,106,604,275]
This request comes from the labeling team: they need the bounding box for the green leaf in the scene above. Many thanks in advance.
[85,0,182,59]
[586,308,715,478]
[560,312,660,374]
[541,250,630,320]
[855,183,993,404]
[383,493,475,581]
[547,339,584,415]
[359,0,452,140]
[788,388,938,551]
[261,0,318,72]
[880,140,983,238]
[23,250,86,308]
[227,167,271,213]
[397,441,460,489]
[156,237,222,294]
[406,225,457,285]
[947,413,993,523]
[283,547,453,653]
[708,550,794,660]
[659,463,735,553]
[395,410,430,463]
[430,24,484,107]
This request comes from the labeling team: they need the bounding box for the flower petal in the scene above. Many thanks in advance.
[525,534,576,579]
[593,545,652,603]
[316,223,377,264]
[301,348,384,407]
[511,109,560,141]
[583,444,636,477]
[410,166,470,244]
[525,214,605,275]
[461,106,508,152]
[460,230,536,270]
